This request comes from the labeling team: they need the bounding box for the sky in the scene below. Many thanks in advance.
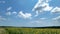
[0,0,60,27]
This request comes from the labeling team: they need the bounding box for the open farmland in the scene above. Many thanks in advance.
[0,26,60,34]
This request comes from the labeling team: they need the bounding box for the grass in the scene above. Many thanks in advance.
[0,27,60,34]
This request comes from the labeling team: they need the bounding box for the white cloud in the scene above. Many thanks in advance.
[43,3,53,11]
[31,20,42,24]
[52,16,60,24]
[7,7,12,11]
[40,18,47,20]
[12,11,17,15]
[6,11,17,16]
[32,0,53,17]
[45,0,51,2]
[32,0,52,11]
[34,11,39,17]
[6,12,11,16]
[29,19,55,27]
[52,16,60,21]
[51,7,60,13]
[0,16,6,21]
[18,11,32,19]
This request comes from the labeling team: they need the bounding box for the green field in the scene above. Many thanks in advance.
[0,27,60,34]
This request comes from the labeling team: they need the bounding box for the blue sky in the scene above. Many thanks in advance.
[0,0,60,27]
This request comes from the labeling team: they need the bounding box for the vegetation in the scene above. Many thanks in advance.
[0,26,60,34]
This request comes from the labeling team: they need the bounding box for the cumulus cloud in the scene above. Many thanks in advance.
[51,7,60,13]
[18,11,32,19]
[7,7,12,11]
[32,0,52,11]
[32,0,53,17]
[42,3,53,11]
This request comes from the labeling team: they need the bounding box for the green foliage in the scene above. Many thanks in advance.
[0,28,60,34]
